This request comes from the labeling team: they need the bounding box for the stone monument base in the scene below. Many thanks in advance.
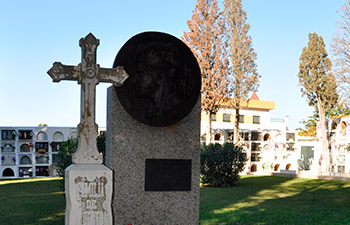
[65,164,112,225]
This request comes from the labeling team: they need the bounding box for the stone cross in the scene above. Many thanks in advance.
[48,33,128,164]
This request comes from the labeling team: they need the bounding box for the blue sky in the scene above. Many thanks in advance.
[0,0,345,129]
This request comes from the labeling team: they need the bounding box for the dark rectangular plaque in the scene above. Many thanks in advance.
[145,159,191,191]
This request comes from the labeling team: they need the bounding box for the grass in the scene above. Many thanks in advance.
[0,176,349,225]
[0,177,65,225]
[200,176,350,225]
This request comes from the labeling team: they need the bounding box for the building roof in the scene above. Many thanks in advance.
[221,94,275,111]
[250,91,260,100]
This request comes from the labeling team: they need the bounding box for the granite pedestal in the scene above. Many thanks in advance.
[106,87,200,225]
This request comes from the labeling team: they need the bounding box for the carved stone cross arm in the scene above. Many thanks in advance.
[98,67,128,87]
[48,62,80,83]
[47,33,128,165]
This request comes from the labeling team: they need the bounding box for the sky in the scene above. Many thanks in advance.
[0,0,346,130]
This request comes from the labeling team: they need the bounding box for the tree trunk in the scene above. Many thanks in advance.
[206,111,212,145]
[234,108,240,144]
[318,101,329,174]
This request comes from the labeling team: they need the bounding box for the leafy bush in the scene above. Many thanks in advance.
[201,143,247,187]
[96,132,106,164]
[56,133,106,190]
[56,138,78,190]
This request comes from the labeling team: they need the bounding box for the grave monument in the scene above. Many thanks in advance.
[107,32,201,224]
[48,33,128,225]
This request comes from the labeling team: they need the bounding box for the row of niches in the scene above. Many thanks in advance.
[1,129,70,142]
[2,166,50,177]
[1,141,62,153]
[225,131,296,142]
[1,153,59,165]
[238,142,296,152]
[331,144,350,153]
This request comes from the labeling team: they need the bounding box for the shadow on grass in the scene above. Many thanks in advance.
[0,178,65,225]
[200,176,350,225]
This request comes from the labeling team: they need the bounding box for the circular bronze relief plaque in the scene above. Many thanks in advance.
[113,31,201,127]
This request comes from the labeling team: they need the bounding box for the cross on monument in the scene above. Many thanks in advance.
[48,33,128,164]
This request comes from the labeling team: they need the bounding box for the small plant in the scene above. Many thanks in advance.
[29,140,34,148]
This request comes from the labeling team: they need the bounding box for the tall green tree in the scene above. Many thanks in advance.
[183,0,229,144]
[223,0,260,144]
[298,33,338,173]
[331,0,350,105]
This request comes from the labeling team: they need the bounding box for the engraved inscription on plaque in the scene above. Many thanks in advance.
[75,176,107,224]
[145,159,191,191]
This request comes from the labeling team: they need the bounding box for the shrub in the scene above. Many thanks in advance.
[56,138,78,190]
[56,133,106,190]
[97,132,106,164]
[201,143,247,187]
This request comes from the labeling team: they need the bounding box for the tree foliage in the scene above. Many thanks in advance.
[182,0,229,144]
[223,0,260,143]
[297,110,318,137]
[298,33,338,172]
[201,143,247,187]
[299,33,338,110]
[331,0,350,105]
[297,104,350,137]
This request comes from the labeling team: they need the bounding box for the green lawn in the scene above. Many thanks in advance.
[200,176,350,225]
[0,178,65,225]
[1,176,350,225]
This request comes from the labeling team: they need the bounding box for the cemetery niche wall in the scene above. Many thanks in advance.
[0,126,78,179]
[107,31,201,225]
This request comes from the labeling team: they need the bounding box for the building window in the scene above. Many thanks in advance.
[253,116,260,124]
[211,113,216,121]
[239,115,245,123]
[223,114,231,122]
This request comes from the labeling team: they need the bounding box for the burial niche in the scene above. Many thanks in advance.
[69,131,77,140]
[53,131,64,141]
[250,164,257,172]
[2,143,14,152]
[341,121,347,136]
[19,130,33,140]
[37,132,48,141]
[20,144,30,152]
[20,155,31,165]
[2,168,14,177]
[263,133,271,141]
[36,166,49,176]
[214,133,221,141]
